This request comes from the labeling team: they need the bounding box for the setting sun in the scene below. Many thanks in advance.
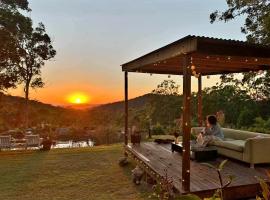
[67,93,90,104]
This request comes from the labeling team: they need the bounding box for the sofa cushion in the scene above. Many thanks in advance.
[210,140,245,152]
[224,138,235,141]
[222,128,262,140]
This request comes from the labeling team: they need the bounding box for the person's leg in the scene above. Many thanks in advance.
[196,133,204,146]
[202,135,214,147]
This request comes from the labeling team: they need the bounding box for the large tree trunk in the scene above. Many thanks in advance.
[25,82,30,128]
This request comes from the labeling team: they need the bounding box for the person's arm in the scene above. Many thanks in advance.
[203,127,214,136]
[211,125,224,138]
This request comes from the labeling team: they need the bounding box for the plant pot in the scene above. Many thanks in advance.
[41,140,52,151]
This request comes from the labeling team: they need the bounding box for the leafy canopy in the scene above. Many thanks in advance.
[210,0,270,44]
[210,0,270,101]
[152,80,180,96]
[0,0,32,90]
[17,22,56,99]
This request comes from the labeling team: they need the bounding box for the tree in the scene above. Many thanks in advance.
[150,80,182,128]
[210,0,270,44]
[0,0,32,91]
[152,80,180,95]
[202,84,252,126]
[17,22,56,102]
[210,0,270,101]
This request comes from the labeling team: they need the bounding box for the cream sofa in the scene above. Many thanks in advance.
[192,127,270,168]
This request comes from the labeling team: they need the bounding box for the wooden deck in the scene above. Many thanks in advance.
[125,142,270,199]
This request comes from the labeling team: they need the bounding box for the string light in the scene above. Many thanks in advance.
[191,64,200,78]
[258,70,264,75]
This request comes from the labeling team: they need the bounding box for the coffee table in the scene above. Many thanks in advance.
[171,142,218,162]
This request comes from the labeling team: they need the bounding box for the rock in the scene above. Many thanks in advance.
[118,157,128,167]
[132,165,144,185]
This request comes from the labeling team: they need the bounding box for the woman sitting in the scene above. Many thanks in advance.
[196,115,224,147]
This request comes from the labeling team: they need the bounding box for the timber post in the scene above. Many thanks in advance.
[124,71,128,146]
[198,75,203,126]
[182,54,192,192]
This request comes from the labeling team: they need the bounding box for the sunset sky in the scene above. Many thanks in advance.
[9,0,245,105]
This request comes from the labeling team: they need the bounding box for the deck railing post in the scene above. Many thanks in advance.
[182,54,191,192]
[124,71,128,146]
[198,75,203,127]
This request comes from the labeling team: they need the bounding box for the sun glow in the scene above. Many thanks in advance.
[67,93,90,104]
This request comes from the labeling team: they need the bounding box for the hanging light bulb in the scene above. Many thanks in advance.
[258,70,264,75]
[194,73,200,78]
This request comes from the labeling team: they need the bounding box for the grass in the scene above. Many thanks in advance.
[0,144,153,200]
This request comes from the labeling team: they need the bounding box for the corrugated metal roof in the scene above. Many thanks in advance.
[122,35,270,66]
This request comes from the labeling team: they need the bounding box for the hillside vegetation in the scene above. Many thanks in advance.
[1,81,270,146]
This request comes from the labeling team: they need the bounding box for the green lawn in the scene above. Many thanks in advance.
[0,145,152,200]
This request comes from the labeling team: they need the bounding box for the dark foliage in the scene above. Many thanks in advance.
[210,1,270,103]
[0,0,32,90]
[210,0,270,44]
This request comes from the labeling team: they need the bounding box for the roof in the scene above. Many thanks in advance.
[122,35,270,75]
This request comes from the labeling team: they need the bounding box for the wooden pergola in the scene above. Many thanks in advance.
[121,35,270,192]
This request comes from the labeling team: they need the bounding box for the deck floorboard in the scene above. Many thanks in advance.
[126,142,270,199]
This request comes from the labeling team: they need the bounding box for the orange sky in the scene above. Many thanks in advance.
[9,74,221,106]
[8,1,244,106]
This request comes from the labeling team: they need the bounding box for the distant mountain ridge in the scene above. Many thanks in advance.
[0,92,152,112]
[90,93,154,112]
[64,103,100,110]
[0,92,63,110]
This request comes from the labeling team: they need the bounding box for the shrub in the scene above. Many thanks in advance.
[249,117,270,134]
[152,123,165,135]
[237,108,256,128]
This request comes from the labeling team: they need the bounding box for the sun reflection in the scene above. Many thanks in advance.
[67,92,90,104]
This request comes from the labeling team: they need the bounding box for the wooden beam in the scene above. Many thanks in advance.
[124,72,128,146]
[192,54,270,66]
[122,37,197,72]
[198,75,203,126]
[182,54,192,192]
[196,37,270,58]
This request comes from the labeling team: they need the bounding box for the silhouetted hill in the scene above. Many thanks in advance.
[90,94,154,112]
[88,93,185,130]
[0,92,63,111]
[0,92,83,130]
[64,103,100,110]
